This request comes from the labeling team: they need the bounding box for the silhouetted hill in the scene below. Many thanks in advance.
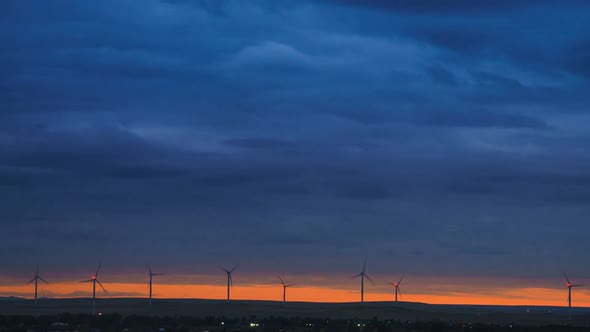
[1,298,590,326]
[0,296,25,301]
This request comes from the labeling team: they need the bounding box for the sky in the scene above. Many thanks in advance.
[1,0,590,305]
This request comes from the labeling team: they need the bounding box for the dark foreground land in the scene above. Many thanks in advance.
[1,299,589,331]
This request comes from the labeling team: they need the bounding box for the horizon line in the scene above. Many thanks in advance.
[4,296,590,310]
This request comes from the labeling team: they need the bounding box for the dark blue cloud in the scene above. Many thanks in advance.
[1,0,590,283]
[568,41,590,78]
[426,65,457,86]
[320,0,587,13]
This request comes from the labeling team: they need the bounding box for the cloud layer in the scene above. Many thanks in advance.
[1,0,590,287]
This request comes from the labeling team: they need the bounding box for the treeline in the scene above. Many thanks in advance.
[0,314,587,332]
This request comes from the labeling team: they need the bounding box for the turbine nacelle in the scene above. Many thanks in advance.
[148,266,164,277]
[279,276,295,288]
[387,275,405,302]
[354,257,375,303]
[81,264,108,295]
[352,257,375,285]
[564,272,583,321]
[148,266,163,306]
[389,275,404,288]
[221,265,238,302]
[563,273,583,288]
[28,265,48,304]
[221,265,238,275]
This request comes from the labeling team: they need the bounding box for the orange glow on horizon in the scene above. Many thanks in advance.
[2,282,590,307]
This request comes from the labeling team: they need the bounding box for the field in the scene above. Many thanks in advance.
[1,298,590,326]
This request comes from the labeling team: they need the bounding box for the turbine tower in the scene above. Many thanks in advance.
[81,263,108,315]
[221,265,238,303]
[27,265,48,304]
[352,257,374,303]
[148,266,164,306]
[564,273,584,321]
[387,275,404,303]
[279,276,295,303]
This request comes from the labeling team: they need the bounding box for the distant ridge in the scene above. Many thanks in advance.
[0,296,25,301]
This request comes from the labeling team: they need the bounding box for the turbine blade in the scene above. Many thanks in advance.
[95,263,102,278]
[220,266,229,273]
[230,265,239,273]
[352,273,362,278]
[563,272,571,284]
[365,274,376,286]
[96,280,108,294]
[572,284,584,287]
[27,277,36,285]
[81,279,94,283]
[152,273,164,276]
[398,287,403,299]
[362,256,367,273]
[229,275,233,287]
[38,276,48,284]
[279,276,285,285]
[36,264,39,275]
[286,284,296,287]
[398,275,405,284]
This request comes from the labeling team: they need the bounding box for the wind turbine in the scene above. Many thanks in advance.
[27,265,48,304]
[387,275,404,303]
[352,257,374,303]
[564,273,583,321]
[81,263,108,315]
[221,265,238,302]
[279,276,295,303]
[148,266,164,306]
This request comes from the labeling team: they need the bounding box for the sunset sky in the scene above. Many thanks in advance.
[2,273,590,306]
[1,0,590,307]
